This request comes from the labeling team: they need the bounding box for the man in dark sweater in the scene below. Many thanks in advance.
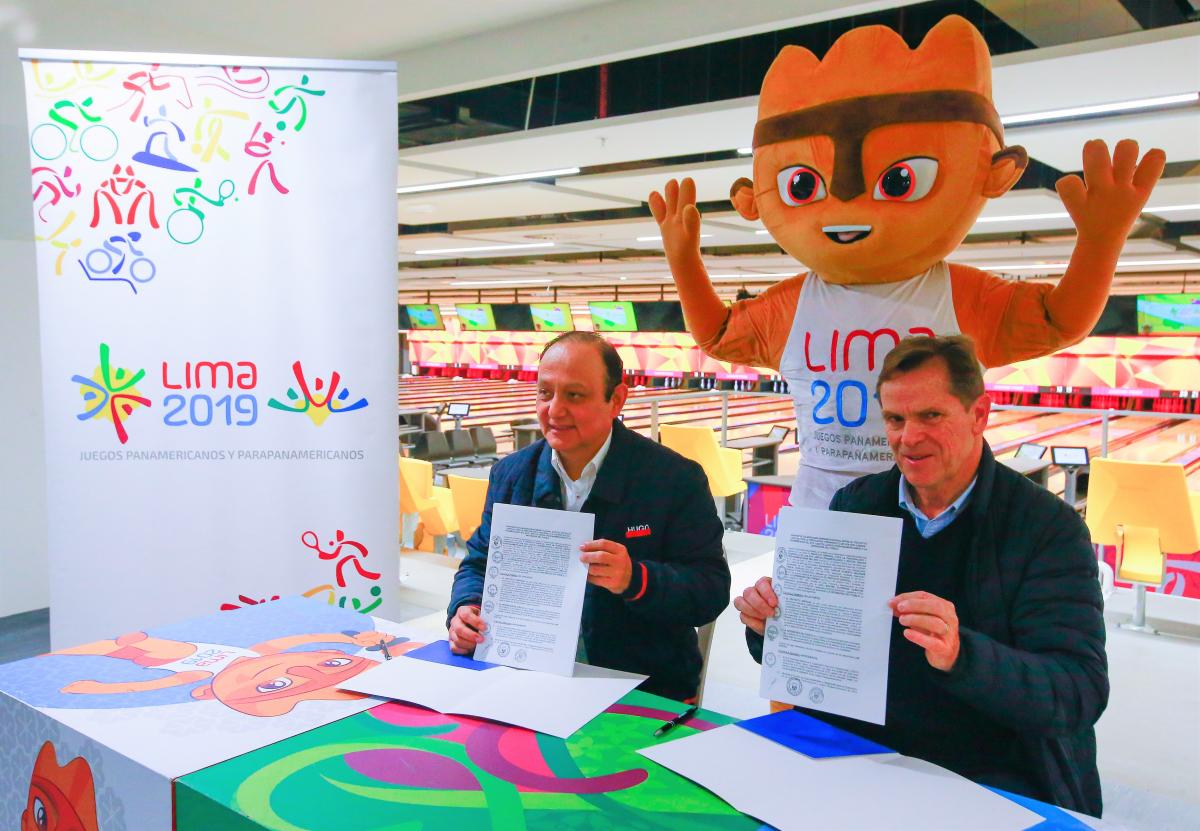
[447,332,730,701]
[735,335,1108,816]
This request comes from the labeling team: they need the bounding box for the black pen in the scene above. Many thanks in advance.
[653,704,698,737]
[378,638,392,660]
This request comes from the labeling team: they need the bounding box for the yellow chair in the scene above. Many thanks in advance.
[1085,458,1200,633]
[446,474,488,544]
[399,457,460,556]
[659,424,748,528]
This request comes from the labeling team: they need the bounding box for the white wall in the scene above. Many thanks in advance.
[0,23,48,618]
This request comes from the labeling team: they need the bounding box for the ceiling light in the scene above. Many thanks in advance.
[397,167,581,195]
[635,234,713,242]
[707,271,799,279]
[1002,92,1199,127]
[413,242,555,255]
[979,258,1200,271]
[975,211,1070,224]
[754,229,770,235]
[976,204,1200,225]
[450,278,554,287]
[1145,203,1200,214]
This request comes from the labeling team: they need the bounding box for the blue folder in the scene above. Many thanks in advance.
[736,709,892,758]
[405,639,498,671]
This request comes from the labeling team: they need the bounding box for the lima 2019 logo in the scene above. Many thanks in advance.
[72,343,368,444]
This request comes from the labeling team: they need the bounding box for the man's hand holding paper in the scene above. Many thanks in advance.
[889,591,961,672]
[448,604,486,655]
[579,539,633,594]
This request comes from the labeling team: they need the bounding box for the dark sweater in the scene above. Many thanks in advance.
[748,443,1107,815]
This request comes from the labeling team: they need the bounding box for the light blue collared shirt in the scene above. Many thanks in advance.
[898,475,977,538]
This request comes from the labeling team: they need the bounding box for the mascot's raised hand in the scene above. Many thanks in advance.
[650,15,1164,509]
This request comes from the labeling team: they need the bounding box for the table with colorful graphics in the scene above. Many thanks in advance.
[175,690,765,830]
[174,689,1108,831]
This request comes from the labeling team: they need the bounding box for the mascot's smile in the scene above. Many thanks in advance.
[823,225,872,244]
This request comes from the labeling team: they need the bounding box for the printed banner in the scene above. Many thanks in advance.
[21,50,399,646]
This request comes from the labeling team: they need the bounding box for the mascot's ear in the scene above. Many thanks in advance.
[983,146,1028,198]
[729,177,759,221]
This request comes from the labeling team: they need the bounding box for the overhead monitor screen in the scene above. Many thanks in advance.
[1051,446,1089,467]
[456,303,497,331]
[589,301,637,332]
[404,304,444,330]
[1091,295,1136,336]
[491,303,536,331]
[529,302,574,332]
[632,301,687,332]
[1137,293,1200,334]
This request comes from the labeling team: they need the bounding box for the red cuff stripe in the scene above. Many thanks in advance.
[630,562,649,601]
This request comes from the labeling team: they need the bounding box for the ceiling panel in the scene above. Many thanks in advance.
[397,97,758,175]
[1009,110,1200,173]
[397,181,639,225]
[992,28,1200,115]
[567,158,753,203]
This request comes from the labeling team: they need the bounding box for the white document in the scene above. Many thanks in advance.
[340,649,644,738]
[639,725,1042,831]
[478,503,593,675]
[760,507,901,724]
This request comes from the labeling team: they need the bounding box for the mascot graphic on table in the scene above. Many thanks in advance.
[47,628,419,717]
[650,15,1165,509]
[21,741,99,831]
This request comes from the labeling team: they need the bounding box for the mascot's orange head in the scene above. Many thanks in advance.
[22,741,99,831]
[732,15,1027,285]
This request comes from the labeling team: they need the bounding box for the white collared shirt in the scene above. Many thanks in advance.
[551,429,613,512]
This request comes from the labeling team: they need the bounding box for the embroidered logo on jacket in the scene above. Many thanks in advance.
[625,525,651,538]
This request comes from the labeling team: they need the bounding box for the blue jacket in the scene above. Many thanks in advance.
[449,419,730,701]
[747,443,1107,816]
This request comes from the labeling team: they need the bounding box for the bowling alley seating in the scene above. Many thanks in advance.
[410,430,453,467]
[446,473,488,544]
[399,457,460,557]
[470,426,501,463]
[445,429,482,467]
[659,423,748,529]
[1086,457,1200,633]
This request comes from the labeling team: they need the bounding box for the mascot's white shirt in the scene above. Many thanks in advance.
[779,262,962,509]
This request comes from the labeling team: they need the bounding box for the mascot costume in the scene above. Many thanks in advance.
[650,15,1165,509]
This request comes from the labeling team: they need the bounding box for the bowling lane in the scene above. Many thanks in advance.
[1108,420,1200,464]
[985,413,1100,451]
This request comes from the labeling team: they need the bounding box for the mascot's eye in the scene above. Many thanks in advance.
[776,165,827,206]
[319,657,352,668]
[873,157,938,202]
[256,677,293,693]
[33,797,47,829]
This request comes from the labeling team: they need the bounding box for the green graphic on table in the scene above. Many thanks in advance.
[176,690,768,830]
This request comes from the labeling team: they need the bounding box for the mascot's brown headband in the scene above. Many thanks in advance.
[753,90,1005,201]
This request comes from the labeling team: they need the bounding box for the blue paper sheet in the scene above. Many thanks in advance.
[737,709,892,758]
[405,639,498,671]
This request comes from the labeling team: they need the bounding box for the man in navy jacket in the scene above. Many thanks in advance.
[447,332,730,701]
[736,335,1107,816]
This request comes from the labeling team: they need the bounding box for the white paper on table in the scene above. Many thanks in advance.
[340,650,645,738]
[477,503,594,675]
[639,725,1042,831]
[759,506,901,725]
